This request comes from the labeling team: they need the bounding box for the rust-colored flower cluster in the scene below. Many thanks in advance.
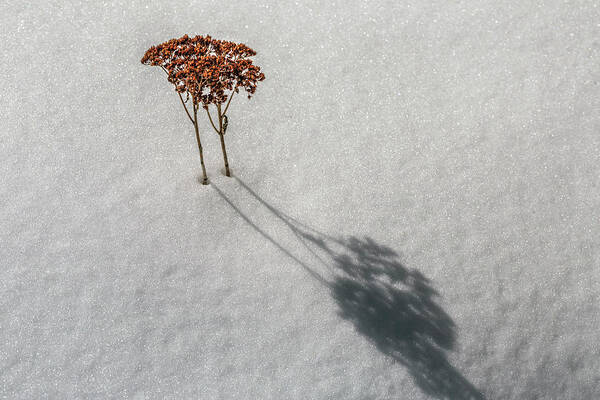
[141,34,265,107]
[141,34,265,183]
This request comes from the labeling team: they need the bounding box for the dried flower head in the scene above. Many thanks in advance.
[141,34,265,108]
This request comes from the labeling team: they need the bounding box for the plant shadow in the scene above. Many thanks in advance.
[212,178,484,400]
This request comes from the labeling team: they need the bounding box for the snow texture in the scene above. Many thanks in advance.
[1,0,599,399]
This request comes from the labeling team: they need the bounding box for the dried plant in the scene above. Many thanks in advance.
[141,34,265,183]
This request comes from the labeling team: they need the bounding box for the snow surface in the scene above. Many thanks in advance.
[1,0,599,398]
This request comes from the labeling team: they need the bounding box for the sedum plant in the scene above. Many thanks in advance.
[141,34,265,184]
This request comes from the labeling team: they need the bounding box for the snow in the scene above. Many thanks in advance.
[1,0,599,398]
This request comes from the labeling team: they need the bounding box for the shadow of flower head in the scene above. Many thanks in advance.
[215,179,484,399]
[330,237,455,352]
[329,236,482,399]
[334,236,409,283]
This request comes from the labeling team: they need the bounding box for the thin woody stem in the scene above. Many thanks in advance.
[205,107,220,134]
[216,102,231,177]
[178,92,194,123]
[222,90,235,116]
[217,103,223,133]
[192,102,209,185]
[160,66,194,124]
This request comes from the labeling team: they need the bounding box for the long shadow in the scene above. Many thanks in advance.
[212,178,484,400]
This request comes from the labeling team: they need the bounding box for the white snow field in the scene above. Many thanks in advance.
[1,0,599,398]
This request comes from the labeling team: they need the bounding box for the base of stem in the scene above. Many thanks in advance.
[220,167,233,177]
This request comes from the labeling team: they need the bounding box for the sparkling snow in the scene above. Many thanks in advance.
[1,0,599,398]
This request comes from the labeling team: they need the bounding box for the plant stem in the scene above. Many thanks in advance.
[193,104,209,185]
[223,90,235,115]
[205,106,219,134]
[216,103,231,177]
[177,92,194,124]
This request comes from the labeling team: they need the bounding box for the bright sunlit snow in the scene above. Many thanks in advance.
[1,0,599,399]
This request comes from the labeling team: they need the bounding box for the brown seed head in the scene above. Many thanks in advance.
[141,35,265,107]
